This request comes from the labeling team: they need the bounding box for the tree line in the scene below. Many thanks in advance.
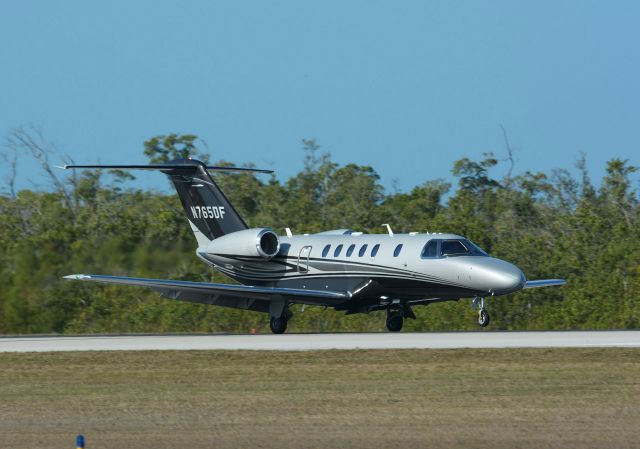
[0,128,638,334]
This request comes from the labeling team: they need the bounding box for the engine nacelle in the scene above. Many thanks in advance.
[204,228,280,260]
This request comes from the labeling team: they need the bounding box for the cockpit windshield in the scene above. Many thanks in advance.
[441,240,469,256]
[462,239,489,256]
[441,239,489,257]
[421,238,489,258]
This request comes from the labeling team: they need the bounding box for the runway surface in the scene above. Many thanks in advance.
[1,331,639,352]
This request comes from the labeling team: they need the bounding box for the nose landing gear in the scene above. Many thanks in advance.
[472,296,491,327]
[477,308,490,327]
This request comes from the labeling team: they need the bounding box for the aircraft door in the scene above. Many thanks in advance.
[298,246,312,273]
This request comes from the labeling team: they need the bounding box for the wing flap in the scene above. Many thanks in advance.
[524,279,566,289]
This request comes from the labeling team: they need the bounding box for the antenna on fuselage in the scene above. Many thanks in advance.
[382,224,394,237]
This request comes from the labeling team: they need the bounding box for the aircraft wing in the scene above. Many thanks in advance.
[523,279,566,289]
[63,274,348,312]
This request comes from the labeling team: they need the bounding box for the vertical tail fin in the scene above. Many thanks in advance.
[163,159,248,245]
[62,159,273,247]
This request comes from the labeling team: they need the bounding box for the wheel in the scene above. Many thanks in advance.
[269,316,288,334]
[386,314,404,332]
[478,309,490,327]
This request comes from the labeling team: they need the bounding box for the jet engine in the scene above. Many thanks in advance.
[204,228,280,260]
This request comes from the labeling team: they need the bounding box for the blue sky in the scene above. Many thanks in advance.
[1,0,638,193]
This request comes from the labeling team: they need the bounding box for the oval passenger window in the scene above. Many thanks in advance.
[371,244,380,257]
[358,244,368,257]
[393,244,403,257]
[322,245,331,257]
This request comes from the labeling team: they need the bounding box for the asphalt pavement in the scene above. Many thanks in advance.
[1,331,639,352]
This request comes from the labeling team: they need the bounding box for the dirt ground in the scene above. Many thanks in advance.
[1,348,639,449]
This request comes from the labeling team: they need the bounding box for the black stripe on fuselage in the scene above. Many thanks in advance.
[200,253,472,298]
[206,253,456,281]
[201,253,463,286]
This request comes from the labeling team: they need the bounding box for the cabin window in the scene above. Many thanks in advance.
[393,244,403,257]
[358,244,368,257]
[334,244,344,257]
[371,244,380,257]
[441,240,469,257]
[322,245,331,257]
[346,244,356,257]
[421,240,438,258]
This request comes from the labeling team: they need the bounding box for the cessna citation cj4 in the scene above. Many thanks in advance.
[63,159,565,334]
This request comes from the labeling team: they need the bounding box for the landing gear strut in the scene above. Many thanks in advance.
[473,296,490,327]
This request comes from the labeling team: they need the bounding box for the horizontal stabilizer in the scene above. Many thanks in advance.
[524,279,566,289]
[61,164,273,174]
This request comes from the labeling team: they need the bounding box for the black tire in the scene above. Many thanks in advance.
[386,314,404,332]
[270,316,288,334]
[478,309,490,327]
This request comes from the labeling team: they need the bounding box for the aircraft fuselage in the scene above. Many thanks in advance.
[197,231,526,312]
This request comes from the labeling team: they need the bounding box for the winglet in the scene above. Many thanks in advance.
[63,274,92,280]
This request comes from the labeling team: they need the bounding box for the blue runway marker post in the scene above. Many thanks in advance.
[76,434,85,449]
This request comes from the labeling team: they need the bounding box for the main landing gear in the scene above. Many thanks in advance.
[269,308,293,334]
[386,312,404,332]
[473,296,490,327]
[269,316,288,334]
[385,303,416,332]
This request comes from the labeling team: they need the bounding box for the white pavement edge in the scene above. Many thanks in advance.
[0,331,639,353]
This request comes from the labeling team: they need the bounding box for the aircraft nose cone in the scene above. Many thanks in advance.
[495,263,526,294]
[468,258,526,294]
